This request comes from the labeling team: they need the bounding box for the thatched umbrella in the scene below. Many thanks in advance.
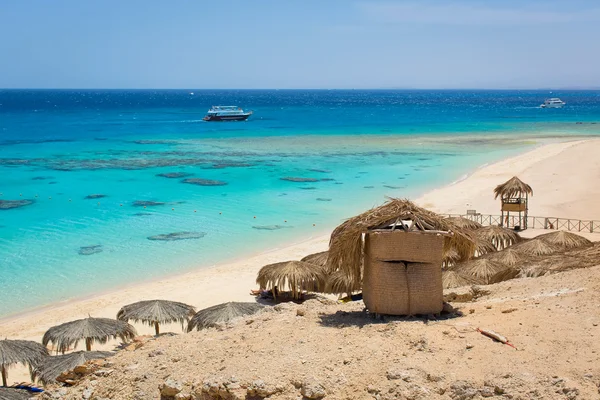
[187,302,263,332]
[455,258,505,284]
[42,317,136,354]
[493,176,533,200]
[256,260,326,300]
[323,270,361,296]
[484,247,525,267]
[442,270,483,289]
[513,238,560,257]
[33,350,113,385]
[444,216,483,230]
[300,251,328,269]
[328,198,475,289]
[473,237,497,257]
[0,387,33,400]
[442,248,461,269]
[0,339,48,387]
[117,300,195,335]
[536,231,592,250]
[475,225,522,251]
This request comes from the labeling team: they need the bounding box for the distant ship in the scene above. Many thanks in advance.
[540,98,565,108]
[203,106,253,121]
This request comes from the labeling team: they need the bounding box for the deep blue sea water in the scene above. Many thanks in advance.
[1,89,599,317]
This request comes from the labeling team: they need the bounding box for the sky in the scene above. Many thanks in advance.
[1,0,599,89]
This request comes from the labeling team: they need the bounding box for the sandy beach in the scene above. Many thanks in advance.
[2,137,599,346]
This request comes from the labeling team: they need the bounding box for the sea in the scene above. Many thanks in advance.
[1,89,599,317]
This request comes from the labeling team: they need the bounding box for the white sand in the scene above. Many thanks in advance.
[2,138,599,350]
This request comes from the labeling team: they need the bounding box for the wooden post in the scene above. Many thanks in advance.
[1,365,7,387]
[155,322,160,336]
[85,337,92,351]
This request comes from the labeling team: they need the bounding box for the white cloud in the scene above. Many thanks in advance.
[357,1,600,25]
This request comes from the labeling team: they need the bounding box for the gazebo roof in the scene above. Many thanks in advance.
[494,176,533,199]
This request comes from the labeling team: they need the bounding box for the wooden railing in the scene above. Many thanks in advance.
[447,213,600,233]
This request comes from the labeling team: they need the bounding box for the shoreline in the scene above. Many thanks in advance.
[2,137,599,342]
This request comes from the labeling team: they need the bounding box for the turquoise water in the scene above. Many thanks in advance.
[1,90,599,317]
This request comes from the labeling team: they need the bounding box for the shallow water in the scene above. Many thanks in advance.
[1,89,599,316]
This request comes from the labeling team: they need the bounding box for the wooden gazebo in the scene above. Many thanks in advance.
[494,176,533,230]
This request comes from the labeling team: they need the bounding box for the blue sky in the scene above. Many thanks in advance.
[1,0,599,89]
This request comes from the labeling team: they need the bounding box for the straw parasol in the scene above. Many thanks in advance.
[493,176,533,200]
[33,350,113,385]
[475,225,522,250]
[473,237,497,257]
[42,317,136,354]
[455,258,505,284]
[0,339,48,387]
[536,231,592,250]
[116,300,196,335]
[256,260,326,300]
[300,251,328,269]
[444,216,483,230]
[0,387,33,400]
[483,247,526,267]
[187,302,263,332]
[328,198,475,289]
[323,269,361,296]
[442,248,461,269]
[513,238,560,256]
[489,266,522,284]
[442,270,482,289]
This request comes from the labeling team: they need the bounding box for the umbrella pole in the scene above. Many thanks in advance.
[85,337,92,351]
[2,365,7,387]
[154,322,160,336]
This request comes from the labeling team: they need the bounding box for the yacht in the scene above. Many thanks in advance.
[540,98,565,108]
[203,106,253,121]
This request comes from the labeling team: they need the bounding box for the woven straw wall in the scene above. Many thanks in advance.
[363,231,444,315]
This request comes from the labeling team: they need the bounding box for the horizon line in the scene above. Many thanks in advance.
[2,87,600,91]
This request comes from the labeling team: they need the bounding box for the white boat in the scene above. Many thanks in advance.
[203,106,253,121]
[540,98,565,108]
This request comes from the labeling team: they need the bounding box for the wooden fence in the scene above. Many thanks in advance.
[447,214,600,233]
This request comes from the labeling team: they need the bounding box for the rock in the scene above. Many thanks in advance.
[443,287,474,303]
[479,387,494,397]
[300,378,327,399]
[94,369,113,377]
[133,200,166,207]
[156,172,193,179]
[174,393,192,400]
[280,177,319,182]
[0,199,35,210]
[386,369,413,381]
[160,379,183,398]
[252,225,291,231]
[297,308,306,317]
[78,245,103,255]
[84,194,106,200]
[247,380,282,398]
[82,387,93,400]
[147,232,206,241]
[448,381,478,400]
[149,348,165,357]
[74,364,93,374]
[466,343,474,349]
[181,178,228,186]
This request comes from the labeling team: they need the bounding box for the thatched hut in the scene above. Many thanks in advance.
[0,339,48,387]
[513,238,560,257]
[455,258,505,284]
[475,225,522,251]
[116,300,195,335]
[442,270,483,289]
[323,270,362,297]
[34,351,113,385]
[494,176,533,230]
[300,251,328,269]
[0,387,33,400]
[442,248,461,270]
[328,199,475,315]
[444,216,483,230]
[187,302,263,331]
[256,260,325,300]
[42,317,136,354]
[536,231,592,250]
